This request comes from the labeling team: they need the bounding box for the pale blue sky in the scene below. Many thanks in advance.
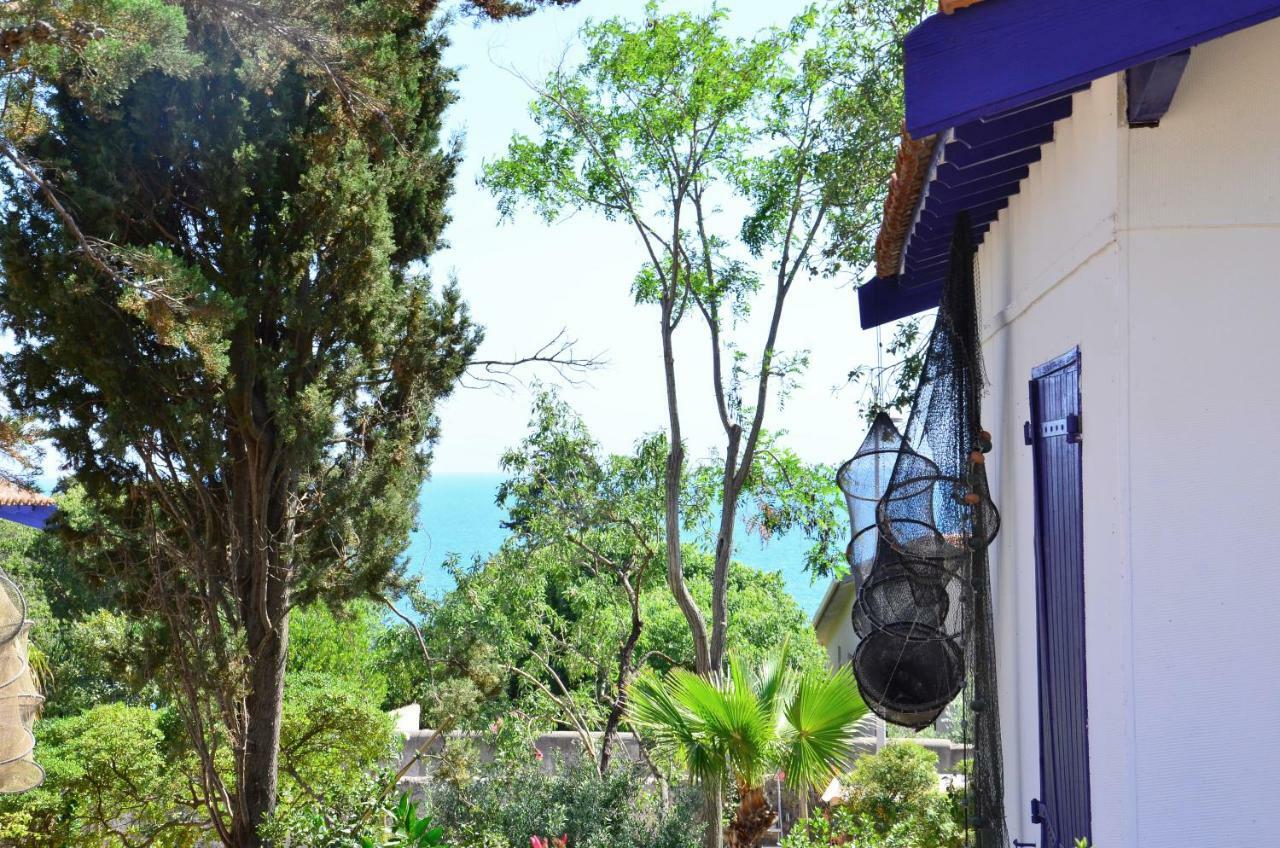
[430,0,885,473]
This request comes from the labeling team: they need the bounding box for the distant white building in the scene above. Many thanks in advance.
[811,574,857,672]
[842,3,1280,847]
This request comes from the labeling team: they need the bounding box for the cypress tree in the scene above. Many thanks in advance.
[0,3,483,844]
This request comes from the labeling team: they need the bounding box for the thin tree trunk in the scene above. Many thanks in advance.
[227,346,295,848]
[659,306,710,675]
[599,595,642,772]
[658,292,718,848]
[708,431,740,673]
[706,782,726,848]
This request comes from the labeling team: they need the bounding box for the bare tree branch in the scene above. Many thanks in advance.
[462,328,604,391]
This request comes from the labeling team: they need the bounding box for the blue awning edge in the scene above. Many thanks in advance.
[858,275,942,330]
[0,505,55,530]
[903,0,1280,139]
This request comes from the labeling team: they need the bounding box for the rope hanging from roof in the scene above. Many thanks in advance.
[837,213,1006,848]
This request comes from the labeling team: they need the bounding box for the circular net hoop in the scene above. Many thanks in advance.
[0,760,43,794]
[854,622,965,731]
[0,623,31,689]
[0,569,42,794]
[837,412,916,505]
[0,574,26,649]
[0,726,33,765]
[851,564,962,642]
[876,472,1000,563]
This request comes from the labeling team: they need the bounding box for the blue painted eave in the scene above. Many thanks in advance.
[857,88,1080,330]
[904,0,1280,139]
[859,0,1280,329]
[0,504,55,530]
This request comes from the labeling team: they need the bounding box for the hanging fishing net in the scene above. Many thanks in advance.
[836,412,918,587]
[0,574,43,793]
[0,573,26,649]
[842,214,1007,847]
[853,621,965,728]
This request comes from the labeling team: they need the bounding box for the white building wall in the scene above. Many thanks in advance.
[1121,18,1280,845]
[973,16,1280,847]
[977,72,1134,848]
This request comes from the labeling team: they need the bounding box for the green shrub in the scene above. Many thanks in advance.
[780,742,963,848]
[0,703,205,847]
[426,755,703,848]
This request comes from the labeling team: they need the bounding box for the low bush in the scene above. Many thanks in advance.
[426,753,703,848]
[780,742,964,848]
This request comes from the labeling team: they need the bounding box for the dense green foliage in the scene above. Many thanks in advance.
[427,755,703,848]
[631,647,869,847]
[0,513,401,845]
[0,0,486,840]
[375,394,827,745]
[380,547,826,727]
[780,743,964,848]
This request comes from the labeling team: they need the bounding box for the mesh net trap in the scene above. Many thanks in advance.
[839,215,1007,848]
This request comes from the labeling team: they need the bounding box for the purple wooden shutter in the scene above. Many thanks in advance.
[1027,348,1091,848]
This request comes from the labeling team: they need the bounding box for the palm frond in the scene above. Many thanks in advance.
[778,663,869,794]
[752,638,793,718]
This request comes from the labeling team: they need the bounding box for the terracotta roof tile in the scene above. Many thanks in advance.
[0,481,54,508]
[939,0,985,13]
[874,127,938,279]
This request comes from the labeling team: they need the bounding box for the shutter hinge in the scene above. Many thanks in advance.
[1024,414,1082,445]
[1030,798,1045,824]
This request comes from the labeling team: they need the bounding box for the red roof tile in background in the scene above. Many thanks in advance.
[874,127,938,280]
[0,481,54,508]
[939,0,985,13]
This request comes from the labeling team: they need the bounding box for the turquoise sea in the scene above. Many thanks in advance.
[408,473,831,616]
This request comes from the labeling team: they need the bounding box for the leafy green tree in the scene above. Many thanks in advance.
[497,390,667,769]
[630,647,869,848]
[483,5,919,701]
[482,13,905,836]
[0,703,206,847]
[0,3,488,843]
[375,394,826,749]
[379,546,825,731]
[832,742,963,848]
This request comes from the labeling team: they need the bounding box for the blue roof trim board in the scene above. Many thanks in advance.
[0,505,55,530]
[857,88,1081,330]
[903,0,1280,139]
[858,0,1280,329]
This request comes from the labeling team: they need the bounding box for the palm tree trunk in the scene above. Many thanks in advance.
[705,784,725,848]
[726,786,774,848]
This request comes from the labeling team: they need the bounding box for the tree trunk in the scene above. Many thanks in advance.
[234,606,290,847]
[227,349,295,848]
[658,307,710,675]
[708,429,741,673]
[659,298,718,848]
[725,785,774,848]
[705,783,726,848]
[599,595,642,772]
